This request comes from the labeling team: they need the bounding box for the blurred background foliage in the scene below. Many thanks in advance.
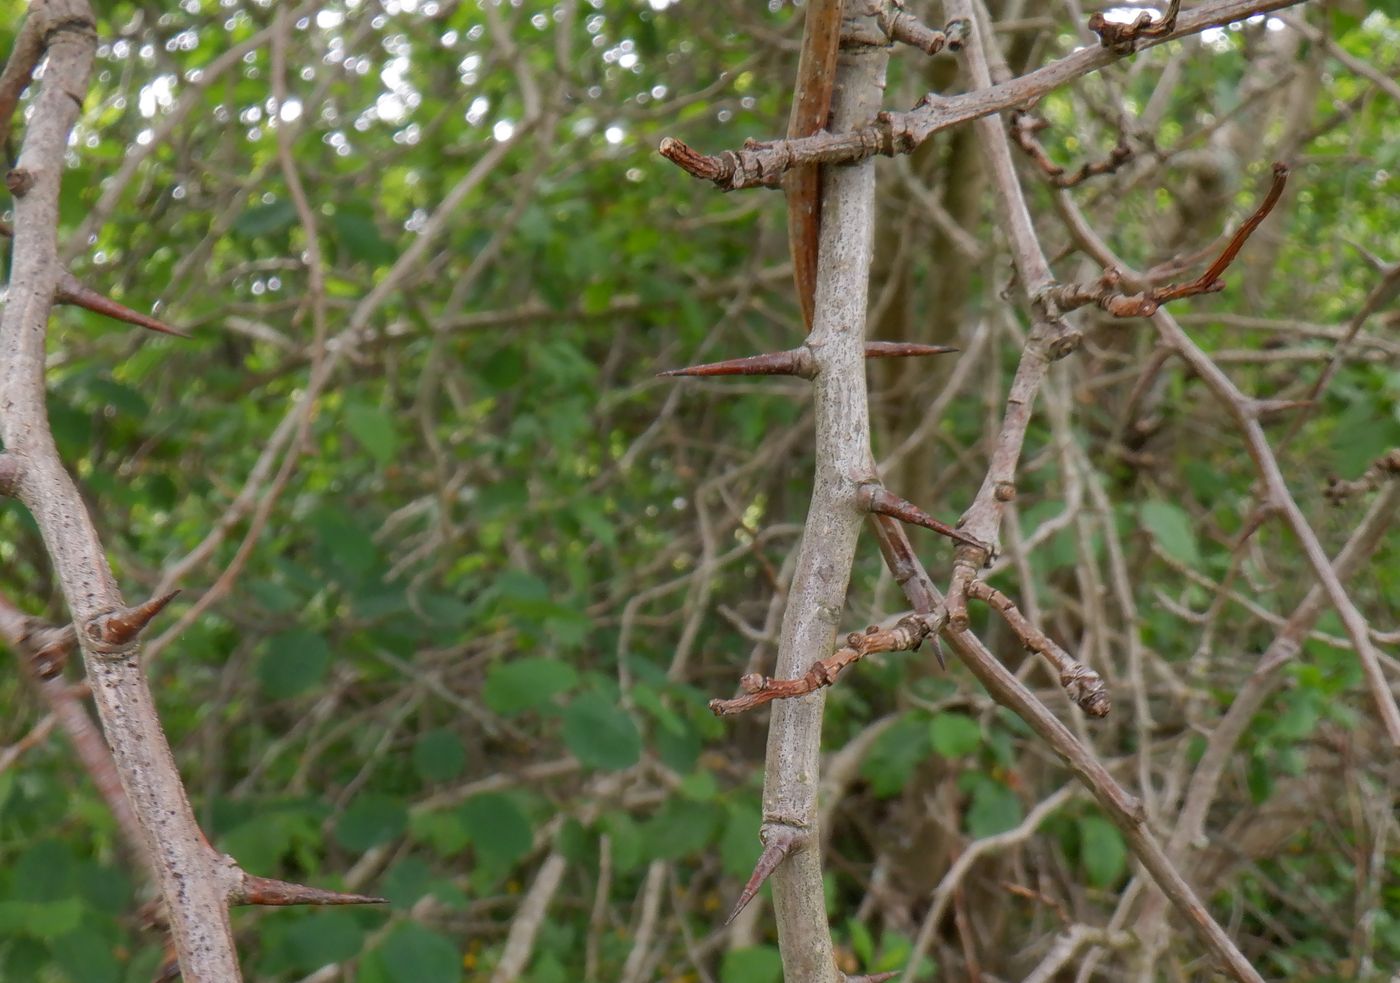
[0,0,1397,980]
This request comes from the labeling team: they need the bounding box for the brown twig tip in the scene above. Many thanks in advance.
[1046,161,1289,319]
[726,827,800,924]
[1325,448,1400,505]
[1088,0,1180,52]
[1062,666,1111,718]
[658,136,734,185]
[89,590,181,646]
[966,580,1112,718]
[862,485,987,552]
[235,873,387,907]
[846,973,901,983]
[56,274,190,337]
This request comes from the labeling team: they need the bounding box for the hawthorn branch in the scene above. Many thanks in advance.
[965,580,1110,717]
[0,7,381,978]
[659,0,1305,192]
[1151,309,1400,746]
[1041,163,1289,318]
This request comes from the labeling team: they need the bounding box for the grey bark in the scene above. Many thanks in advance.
[0,3,245,978]
[762,24,889,983]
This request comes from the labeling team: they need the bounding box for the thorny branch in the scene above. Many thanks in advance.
[0,4,383,978]
[659,0,1306,192]
[1041,163,1290,318]
[709,614,939,716]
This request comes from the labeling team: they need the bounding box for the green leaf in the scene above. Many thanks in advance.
[929,712,982,758]
[233,199,297,238]
[345,404,400,464]
[257,629,332,698]
[1139,500,1200,567]
[459,793,533,871]
[285,911,365,969]
[1077,815,1127,888]
[720,802,762,878]
[562,692,641,771]
[331,209,396,266]
[859,714,932,797]
[55,923,115,978]
[482,657,578,715]
[413,729,467,784]
[376,922,461,983]
[642,798,721,860]
[334,794,408,852]
[719,946,783,983]
[961,775,1023,838]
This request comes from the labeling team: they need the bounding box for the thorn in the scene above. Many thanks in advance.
[846,973,901,983]
[235,873,388,907]
[1251,397,1314,418]
[863,341,958,359]
[152,953,180,983]
[89,590,180,646]
[661,342,956,380]
[56,273,190,337]
[864,486,986,552]
[659,348,809,378]
[726,826,799,925]
[928,633,946,671]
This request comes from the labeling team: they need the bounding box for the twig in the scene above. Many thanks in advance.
[620,861,667,983]
[659,0,1305,192]
[0,11,43,153]
[1325,448,1400,505]
[1151,309,1400,746]
[1041,164,1289,317]
[1010,111,1132,188]
[965,580,1110,717]
[903,786,1077,981]
[489,853,568,983]
[710,614,936,716]
[1088,0,1181,53]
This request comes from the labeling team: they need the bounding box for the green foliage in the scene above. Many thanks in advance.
[1,1,1394,979]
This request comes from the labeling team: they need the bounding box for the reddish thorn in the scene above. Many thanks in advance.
[236,873,388,907]
[660,348,807,378]
[92,590,180,646]
[726,828,799,925]
[865,486,986,552]
[863,341,958,359]
[57,274,190,338]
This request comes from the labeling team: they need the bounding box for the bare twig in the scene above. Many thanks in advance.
[710,615,934,716]
[1042,164,1290,317]
[1151,309,1400,745]
[490,853,568,983]
[1325,448,1400,505]
[1088,0,1181,53]
[965,580,1110,717]
[1010,111,1132,188]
